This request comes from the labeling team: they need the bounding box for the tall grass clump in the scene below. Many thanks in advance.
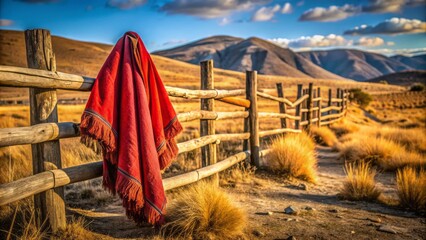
[265,133,317,183]
[340,161,381,201]
[330,119,359,137]
[161,181,246,239]
[339,135,426,171]
[310,126,338,147]
[396,167,426,212]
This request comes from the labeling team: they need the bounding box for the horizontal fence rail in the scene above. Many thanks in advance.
[0,29,349,233]
[0,151,251,206]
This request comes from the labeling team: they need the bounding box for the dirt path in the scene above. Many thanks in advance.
[70,146,426,239]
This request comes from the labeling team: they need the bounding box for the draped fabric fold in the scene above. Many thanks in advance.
[80,31,182,225]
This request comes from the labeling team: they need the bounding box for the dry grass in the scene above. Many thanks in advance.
[375,127,426,153]
[265,133,317,183]
[220,163,256,187]
[396,167,426,212]
[310,126,338,147]
[340,161,381,201]
[330,119,360,137]
[161,181,246,239]
[338,133,426,171]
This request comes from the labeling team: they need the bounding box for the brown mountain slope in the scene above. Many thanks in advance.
[366,70,426,86]
[154,36,344,80]
[298,49,416,81]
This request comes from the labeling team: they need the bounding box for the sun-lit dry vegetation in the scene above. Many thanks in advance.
[310,126,338,147]
[265,133,317,183]
[329,119,360,137]
[396,167,426,212]
[339,134,425,171]
[161,181,246,239]
[340,161,381,201]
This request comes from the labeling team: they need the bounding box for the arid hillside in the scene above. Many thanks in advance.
[367,70,426,86]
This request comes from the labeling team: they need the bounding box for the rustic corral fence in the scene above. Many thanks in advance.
[0,29,349,232]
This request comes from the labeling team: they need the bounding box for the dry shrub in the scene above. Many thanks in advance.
[339,135,426,171]
[220,162,256,187]
[330,119,359,137]
[161,181,246,239]
[396,167,426,212]
[340,161,381,201]
[310,126,338,147]
[52,217,109,240]
[377,127,426,153]
[265,133,317,183]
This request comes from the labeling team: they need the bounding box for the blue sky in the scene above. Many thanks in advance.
[1,0,425,55]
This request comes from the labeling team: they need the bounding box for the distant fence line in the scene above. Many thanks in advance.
[0,29,349,232]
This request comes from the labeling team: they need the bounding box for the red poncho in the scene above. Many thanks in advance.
[80,31,182,225]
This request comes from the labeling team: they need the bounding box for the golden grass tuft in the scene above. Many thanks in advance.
[265,133,317,183]
[220,162,256,187]
[396,167,426,212]
[330,119,360,137]
[310,126,338,147]
[340,161,381,201]
[339,135,426,171]
[161,181,246,239]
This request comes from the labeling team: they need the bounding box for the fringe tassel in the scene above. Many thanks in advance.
[80,112,117,159]
[158,119,183,170]
[115,172,165,225]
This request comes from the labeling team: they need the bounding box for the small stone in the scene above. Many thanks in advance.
[305,206,316,211]
[255,212,273,216]
[284,218,294,221]
[351,231,355,234]
[367,217,382,223]
[335,215,343,219]
[298,183,308,191]
[286,236,296,240]
[377,225,397,234]
[285,206,299,215]
[253,230,265,237]
[329,209,339,213]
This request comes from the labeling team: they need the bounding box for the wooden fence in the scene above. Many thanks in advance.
[0,29,349,232]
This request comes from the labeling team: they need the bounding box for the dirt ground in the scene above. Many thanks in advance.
[69,145,426,240]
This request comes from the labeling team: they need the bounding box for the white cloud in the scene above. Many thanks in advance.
[299,4,360,22]
[269,34,350,48]
[355,37,385,47]
[251,4,281,21]
[107,0,147,9]
[160,0,270,19]
[219,17,231,26]
[269,35,395,49]
[362,0,405,13]
[281,2,292,14]
[0,19,13,26]
[366,47,426,56]
[162,39,187,46]
[345,18,426,35]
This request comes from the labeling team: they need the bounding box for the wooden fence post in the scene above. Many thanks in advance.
[25,29,65,232]
[305,83,314,131]
[317,87,321,127]
[312,88,316,124]
[295,84,303,129]
[200,60,217,183]
[336,88,341,114]
[246,71,259,167]
[276,83,287,129]
[340,89,345,112]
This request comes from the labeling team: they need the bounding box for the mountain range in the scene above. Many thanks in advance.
[154,36,426,81]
